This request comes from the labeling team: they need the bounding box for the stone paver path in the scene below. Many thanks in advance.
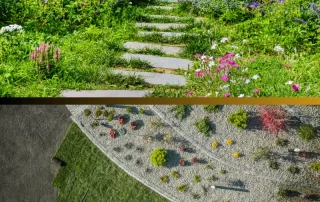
[135,22,188,29]
[138,31,185,37]
[124,42,182,55]
[61,90,151,97]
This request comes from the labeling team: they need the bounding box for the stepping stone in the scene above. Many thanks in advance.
[122,53,193,70]
[138,31,184,37]
[113,70,186,85]
[146,6,174,10]
[146,15,205,22]
[61,90,151,97]
[136,22,187,30]
[124,42,182,55]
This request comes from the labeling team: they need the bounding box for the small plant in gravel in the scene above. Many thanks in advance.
[136,159,143,166]
[211,141,219,148]
[118,127,126,136]
[124,143,134,149]
[139,108,144,114]
[107,113,114,121]
[191,157,198,165]
[124,155,132,161]
[253,147,271,161]
[130,122,137,130]
[287,166,300,174]
[84,109,91,116]
[95,108,102,117]
[178,146,185,152]
[171,171,180,179]
[233,152,241,158]
[136,147,144,152]
[169,105,192,121]
[220,170,226,174]
[223,200,229,202]
[226,139,233,145]
[227,109,249,129]
[276,138,289,147]
[150,148,167,167]
[145,168,152,174]
[193,175,201,183]
[192,193,200,199]
[194,116,212,136]
[118,116,125,124]
[103,110,109,117]
[201,185,208,195]
[269,161,279,169]
[91,121,99,127]
[209,175,216,181]
[113,147,122,153]
[150,120,166,128]
[205,164,213,169]
[160,176,169,183]
[311,162,320,172]
[179,159,185,166]
[203,105,220,113]
[109,129,116,138]
[259,106,288,134]
[126,107,132,113]
[163,133,171,143]
[298,124,317,141]
[176,185,187,193]
[278,187,289,197]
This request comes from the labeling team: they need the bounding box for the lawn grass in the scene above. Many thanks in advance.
[52,123,168,202]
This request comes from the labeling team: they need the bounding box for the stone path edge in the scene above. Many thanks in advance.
[69,115,180,202]
[148,105,316,188]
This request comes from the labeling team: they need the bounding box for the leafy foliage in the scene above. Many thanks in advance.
[150,148,167,167]
[258,106,288,134]
[298,124,317,141]
[169,105,192,121]
[227,109,249,129]
[194,116,212,136]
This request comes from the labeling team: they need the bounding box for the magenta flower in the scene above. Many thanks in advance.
[292,84,300,92]
[186,90,194,96]
[194,70,204,78]
[194,54,202,58]
[221,75,229,82]
[253,89,261,94]
[224,93,231,97]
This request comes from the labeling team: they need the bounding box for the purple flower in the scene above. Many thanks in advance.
[44,0,48,3]
[279,0,284,3]
[292,84,300,92]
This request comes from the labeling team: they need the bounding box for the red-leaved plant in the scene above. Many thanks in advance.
[259,106,288,135]
[178,146,185,152]
[191,157,197,165]
[179,159,185,166]
[109,129,116,138]
[118,116,125,125]
[130,122,137,130]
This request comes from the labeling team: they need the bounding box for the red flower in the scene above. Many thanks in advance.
[118,116,125,124]
[109,129,116,138]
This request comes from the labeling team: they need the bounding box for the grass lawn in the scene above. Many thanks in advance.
[52,123,168,202]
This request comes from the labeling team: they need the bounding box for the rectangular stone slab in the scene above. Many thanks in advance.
[113,70,186,85]
[61,90,151,97]
[136,22,187,29]
[124,42,182,55]
[122,53,193,70]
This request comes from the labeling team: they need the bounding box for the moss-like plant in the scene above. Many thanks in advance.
[107,113,114,121]
[84,109,91,116]
[176,185,187,192]
[194,116,212,136]
[205,164,213,169]
[253,147,271,161]
[193,175,201,183]
[169,105,191,120]
[171,171,180,179]
[276,138,289,147]
[269,161,279,169]
[95,108,102,117]
[150,148,167,167]
[220,170,226,174]
[139,108,144,114]
[203,105,220,113]
[278,187,288,197]
[227,109,250,129]
[209,175,216,181]
[287,166,299,174]
[311,162,320,172]
[126,107,132,113]
[103,110,109,117]
[91,121,99,127]
[160,176,169,183]
[298,124,316,141]
[192,193,200,199]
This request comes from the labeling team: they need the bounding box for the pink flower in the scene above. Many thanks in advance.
[224,93,231,97]
[39,58,43,64]
[194,54,202,58]
[253,89,261,94]
[251,58,256,62]
[186,90,194,96]
[194,70,204,78]
[284,64,292,69]
[292,84,300,92]
[221,75,229,82]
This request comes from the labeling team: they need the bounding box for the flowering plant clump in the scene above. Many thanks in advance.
[0,24,23,34]
[130,122,137,130]
[118,116,125,124]
[191,157,198,165]
[179,159,185,166]
[211,141,219,148]
[226,139,233,145]
[109,129,116,138]
[259,106,288,134]
[29,42,61,77]
[233,152,241,158]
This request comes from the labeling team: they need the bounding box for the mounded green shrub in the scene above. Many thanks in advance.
[298,124,316,141]
[194,116,212,136]
[227,109,250,129]
[150,148,167,167]
[84,109,91,116]
[311,162,320,172]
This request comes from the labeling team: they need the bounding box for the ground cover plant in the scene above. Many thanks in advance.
[52,123,167,202]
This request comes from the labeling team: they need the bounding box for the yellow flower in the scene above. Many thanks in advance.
[226,139,233,145]
[233,152,241,158]
[211,141,218,148]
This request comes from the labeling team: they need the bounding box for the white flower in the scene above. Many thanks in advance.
[211,40,217,50]
[285,80,293,85]
[294,148,300,152]
[215,91,219,96]
[195,69,201,72]
[207,80,212,84]
[274,45,284,52]
[208,61,215,67]
[247,95,252,97]
[206,93,212,96]
[232,45,238,49]
[244,79,251,84]
[201,55,207,60]
[234,53,240,59]
[230,79,236,83]
[220,37,228,43]
[243,39,248,43]
[129,1,132,4]
[220,84,230,90]
[209,56,214,60]
[242,67,248,72]
[305,85,310,92]
[238,94,244,98]
[252,74,259,80]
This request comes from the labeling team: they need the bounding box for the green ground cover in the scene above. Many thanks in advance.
[52,123,167,202]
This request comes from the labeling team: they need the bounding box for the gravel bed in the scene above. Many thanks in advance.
[65,105,303,202]
[150,105,320,188]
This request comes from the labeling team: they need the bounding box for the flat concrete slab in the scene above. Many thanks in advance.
[146,15,204,22]
[136,22,187,29]
[122,53,193,70]
[0,105,71,202]
[138,31,199,37]
[113,70,186,85]
[146,6,174,10]
[124,42,182,55]
[61,90,151,97]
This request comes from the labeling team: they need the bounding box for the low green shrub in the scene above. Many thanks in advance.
[150,148,167,167]
[176,185,187,192]
[278,187,289,197]
[103,110,109,117]
[108,113,114,121]
[220,170,226,174]
[139,108,144,114]
[84,109,91,116]
[203,105,220,113]
[126,107,132,113]
[91,121,99,127]
[160,176,169,183]
[269,161,279,169]
[287,166,299,174]
[209,175,216,181]
[253,147,271,161]
[311,162,320,172]
[298,124,316,141]
[275,138,289,147]
[171,171,180,179]
[95,108,102,117]
[193,175,201,183]
[227,109,249,129]
[194,116,212,136]
[169,105,192,120]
